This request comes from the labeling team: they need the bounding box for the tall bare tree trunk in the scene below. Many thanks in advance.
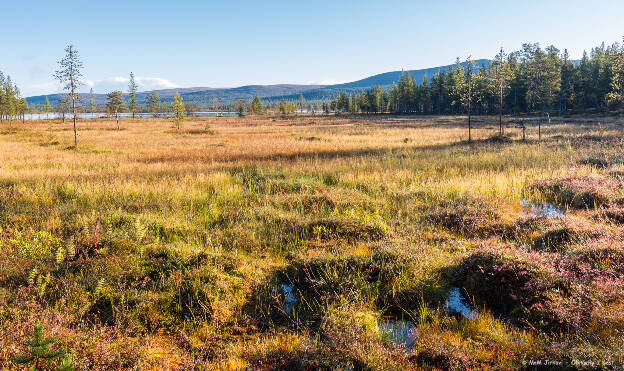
[468,114,472,142]
[522,121,526,141]
[538,115,542,144]
[72,99,77,147]
[499,86,503,135]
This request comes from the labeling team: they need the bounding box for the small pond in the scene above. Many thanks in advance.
[278,283,297,315]
[521,200,565,218]
[379,320,417,350]
[380,287,476,351]
[444,287,476,319]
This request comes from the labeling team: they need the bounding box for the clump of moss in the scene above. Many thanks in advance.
[259,212,387,247]
[485,134,513,144]
[424,196,509,237]
[531,218,600,253]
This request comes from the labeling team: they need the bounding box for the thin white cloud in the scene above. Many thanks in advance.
[26,76,180,96]
[137,77,179,89]
[27,82,59,95]
[308,79,346,85]
[84,76,179,93]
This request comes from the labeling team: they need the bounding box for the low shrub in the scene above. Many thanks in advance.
[424,196,509,237]
[531,219,600,253]
[532,175,621,209]
[453,243,624,334]
[601,207,624,224]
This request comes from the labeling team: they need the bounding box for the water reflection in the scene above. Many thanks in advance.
[444,287,475,319]
[521,199,565,218]
[379,320,416,350]
[278,283,297,314]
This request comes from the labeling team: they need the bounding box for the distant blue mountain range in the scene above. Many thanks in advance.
[26,59,491,106]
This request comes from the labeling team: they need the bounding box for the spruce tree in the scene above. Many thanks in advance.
[251,95,263,114]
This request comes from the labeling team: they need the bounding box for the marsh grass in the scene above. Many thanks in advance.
[1,114,623,369]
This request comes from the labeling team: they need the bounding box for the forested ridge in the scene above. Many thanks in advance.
[328,41,624,115]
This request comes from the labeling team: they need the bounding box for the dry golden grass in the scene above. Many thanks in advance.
[1,114,623,369]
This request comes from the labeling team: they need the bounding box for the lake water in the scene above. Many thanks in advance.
[22,112,240,120]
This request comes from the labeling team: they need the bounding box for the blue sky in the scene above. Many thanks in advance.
[2,0,623,96]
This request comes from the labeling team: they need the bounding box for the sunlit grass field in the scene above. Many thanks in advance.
[1,114,623,369]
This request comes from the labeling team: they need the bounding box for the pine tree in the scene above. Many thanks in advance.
[607,39,624,112]
[128,72,138,119]
[577,51,591,111]
[559,49,575,115]
[43,96,52,120]
[54,44,83,147]
[18,97,28,124]
[279,100,295,116]
[449,60,466,115]
[172,92,185,130]
[4,76,17,130]
[106,91,124,130]
[234,100,245,117]
[420,75,431,114]
[462,57,476,141]
[0,71,4,123]
[544,45,562,113]
[146,91,160,117]
[14,323,72,370]
[491,48,511,134]
[473,65,491,115]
